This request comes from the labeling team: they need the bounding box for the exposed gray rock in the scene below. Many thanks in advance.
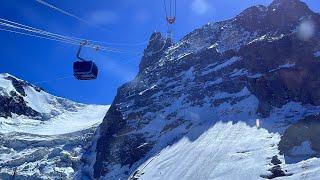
[93,0,320,179]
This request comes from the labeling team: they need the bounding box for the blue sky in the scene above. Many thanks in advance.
[0,0,319,105]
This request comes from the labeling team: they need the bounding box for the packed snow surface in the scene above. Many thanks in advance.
[0,104,108,135]
[135,122,280,180]
[134,122,320,180]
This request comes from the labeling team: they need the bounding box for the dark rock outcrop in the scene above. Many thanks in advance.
[0,74,44,118]
[260,165,292,179]
[279,115,320,163]
[0,91,39,118]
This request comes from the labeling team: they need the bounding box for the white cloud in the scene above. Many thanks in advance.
[88,10,118,26]
[191,0,211,15]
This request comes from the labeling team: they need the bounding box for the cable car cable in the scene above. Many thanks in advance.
[0,21,80,44]
[0,17,158,49]
[0,20,141,55]
[0,18,93,45]
[0,18,153,55]
[0,26,138,55]
[34,0,161,47]
[0,27,80,46]
[35,0,93,28]
[0,18,166,57]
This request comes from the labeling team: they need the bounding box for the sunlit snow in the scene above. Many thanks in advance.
[0,74,109,179]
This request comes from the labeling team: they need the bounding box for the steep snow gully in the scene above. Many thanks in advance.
[0,73,109,179]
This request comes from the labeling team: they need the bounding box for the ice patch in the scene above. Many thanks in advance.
[202,57,241,75]
[139,85,157,96]
[204,78,223,87]
[229,68,248,78]
[248,73,263,79]
[269,62,296,72]
[208,43,218,49]
[248,34,285,44]
[249,35,267,44]
[279,62,296,68]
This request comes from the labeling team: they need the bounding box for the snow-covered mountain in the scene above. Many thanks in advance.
[0,73,109,179]
[91,0,320,179]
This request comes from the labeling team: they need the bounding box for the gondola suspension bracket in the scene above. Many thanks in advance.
[73,41,99,80]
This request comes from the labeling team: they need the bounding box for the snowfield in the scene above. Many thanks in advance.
[0,73,109,179]
[0,104,108,135]
[0,73,109,135]
[133,122,320,180]
[135,122,280,180]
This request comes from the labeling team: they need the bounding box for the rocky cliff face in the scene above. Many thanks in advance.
[0,74,41,118]
[93,0,320,179]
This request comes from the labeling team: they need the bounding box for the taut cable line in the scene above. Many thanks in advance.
[0,18,143,55]
[34,0,161,47]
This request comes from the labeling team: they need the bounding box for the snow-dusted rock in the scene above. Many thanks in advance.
[92,0,320,179]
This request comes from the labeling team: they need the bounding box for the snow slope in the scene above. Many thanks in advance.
[0,73,109,135]
[133,122,320,180]
[0,104,107,135]
[135,122,280,180]
[0,73,109,179]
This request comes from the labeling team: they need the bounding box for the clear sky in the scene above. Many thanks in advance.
[0,0,319,105]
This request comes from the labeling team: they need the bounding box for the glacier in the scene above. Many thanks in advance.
[0,73,109,179]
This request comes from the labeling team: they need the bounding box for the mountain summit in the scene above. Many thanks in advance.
[91,0,320,179]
